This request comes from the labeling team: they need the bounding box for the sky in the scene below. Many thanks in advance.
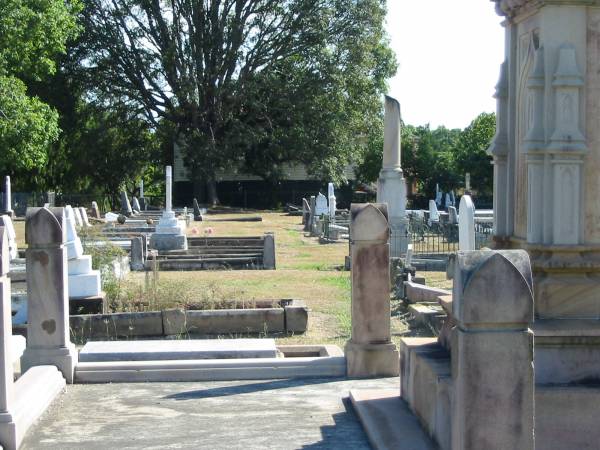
[385,0,505,130]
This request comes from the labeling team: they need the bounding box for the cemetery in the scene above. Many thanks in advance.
[3,0,600,448]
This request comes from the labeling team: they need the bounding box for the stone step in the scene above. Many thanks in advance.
[68,271,101,298]
[79,338,278,362]
[68,255,93,275]
[350,390,437,450]
[155,253,262,261]
[155,257,260,270]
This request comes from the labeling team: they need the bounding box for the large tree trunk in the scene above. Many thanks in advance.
[207,178,219,206]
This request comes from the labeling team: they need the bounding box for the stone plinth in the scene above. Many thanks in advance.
[21,207,78,383]
[345,203,398,378]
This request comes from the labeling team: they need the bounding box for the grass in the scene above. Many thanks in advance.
[12,209,446,346]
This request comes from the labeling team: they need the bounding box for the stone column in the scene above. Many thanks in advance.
[377,96,408,258]
[345,203,399,377]
[166,165,172,212]
[1,177,13,219]
[21,207,78,383]
[451,250,534,450]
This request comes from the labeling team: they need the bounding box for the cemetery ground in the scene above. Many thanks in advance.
[14,211,451,348]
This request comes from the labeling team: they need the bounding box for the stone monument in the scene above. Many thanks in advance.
[193,198,203,221]
[327,183,336,218]
[376,95,408,257]
[489,2,600,447]
[150,166,187,251]
[64,206,102,299]
[315,193,328,216]
[345,203,398,377]
[91,201,101,219]
[132,196,141,214]
[0,216,17,261]
[458,195,475,251]
[21,207,78,383]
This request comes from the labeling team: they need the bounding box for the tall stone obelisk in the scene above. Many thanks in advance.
[377,95,408,257]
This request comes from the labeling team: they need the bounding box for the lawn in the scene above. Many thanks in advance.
[11,210,444,346]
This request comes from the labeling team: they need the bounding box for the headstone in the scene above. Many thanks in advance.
[120,191,133,217]
[345,203,398,377]
[448,206,459,224]
[262,233,276,270]
[377,95,408,257]
[315,193,328,216]
[79,207,91,227]
[150,166,187,251]
[0,216,17,260]
[450,190,456,207]
[328,194,336,219]
[458,195,475,251]
[465,173,471,192]
[444,193,452,209]
[72,206,83,227]
[428,200,440,224]
[435,189,443,207]
[64,206,102,298]
[405,244,414,268]
[451,250,534,450]
[132,196,141,213]
[302,198,310,226]
[193,198,203,221]
[91,201,101,219]
[21,207,78,383]
[130,237,145,271]
[1,177,13,218]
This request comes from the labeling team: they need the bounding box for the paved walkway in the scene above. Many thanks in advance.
[22,377,398,449]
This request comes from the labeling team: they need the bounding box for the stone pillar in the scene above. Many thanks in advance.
[308,195,316,233]
[377,96,408,257]
[0,227,13,421]
[451,250,534,450]
[345,203,399,377]
[1,177,13,219]
[166,165,172,212]
[21,207,78,383]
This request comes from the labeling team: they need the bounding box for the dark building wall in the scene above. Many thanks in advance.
[174,180,356,209]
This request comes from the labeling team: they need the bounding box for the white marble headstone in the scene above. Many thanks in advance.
[429,200,440,223]
[459,195,476,251]
[73,207,83,227]
[315,193,328,216]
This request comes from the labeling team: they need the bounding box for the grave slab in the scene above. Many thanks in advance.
[79,338,278,362]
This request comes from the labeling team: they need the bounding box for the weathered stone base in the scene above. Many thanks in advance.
[21,344,78,384]
[345,341,399,378]
[150,233,188,251]
[0,365,65,450]
[69,292,107,315]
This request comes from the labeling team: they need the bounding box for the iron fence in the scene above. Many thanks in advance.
[408,213,494,257]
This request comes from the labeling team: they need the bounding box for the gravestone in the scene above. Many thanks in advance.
[448,206,458,224]
[1,177,13,219]
[302,198,310,227]
[444,193,451,210]
[132,197,141,214]
[376,96,408,257]
[91,201,101,219]
[78,207,91,227]
[72,207,83,227]
[130,237,145,271]
[120,191,133,217]
[0,216,17,260]
[450,190,456,207]
[193,198,203,221]
[458,195,475,251]
[150,166,187,251]
[64,206,102,298]
[308,196,317,233]
[315,193,328,216]
[345,203,398,377]
[327,183,336,218]
[435,184,443,207]
[428,200,440,223]
[21,207,78,383]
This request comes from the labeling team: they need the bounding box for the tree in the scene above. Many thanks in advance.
[0,0,80,188]
[80,0,396,202]
[454,112,495,194]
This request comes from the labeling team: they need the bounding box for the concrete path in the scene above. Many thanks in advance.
[22,377,398,449]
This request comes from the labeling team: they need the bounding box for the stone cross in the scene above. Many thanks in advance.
[452,250,534,449]
[21,207,78,383]
[165,166,173,212]
[459,195,475,251]
[1,177,12,218]
[345,203,398,377]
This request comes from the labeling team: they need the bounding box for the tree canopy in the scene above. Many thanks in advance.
[80,0,396,201]
[0,0,80,188]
